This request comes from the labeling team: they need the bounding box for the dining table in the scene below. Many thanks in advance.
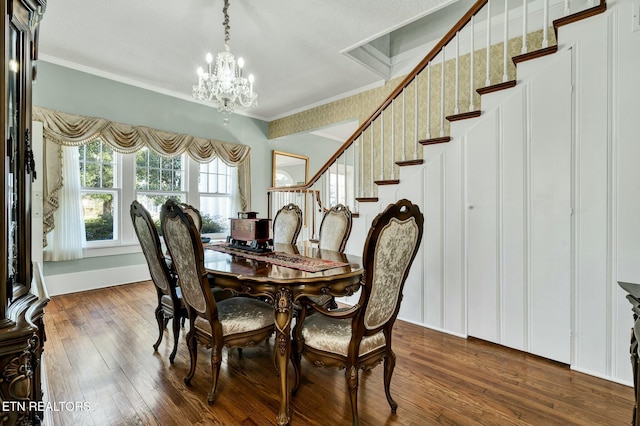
[203,242,364,426]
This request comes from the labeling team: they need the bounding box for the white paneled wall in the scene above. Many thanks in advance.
[349,4,638,385]
[527,49,572,363]
[500,88,526,351]
[466,109,501,345]
[464,48,572,364]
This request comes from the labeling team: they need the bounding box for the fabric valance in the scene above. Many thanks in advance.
[33,106,252,244]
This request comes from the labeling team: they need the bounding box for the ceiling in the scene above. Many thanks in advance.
[37,0,465,123]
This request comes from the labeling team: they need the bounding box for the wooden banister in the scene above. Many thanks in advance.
[301,0,489,188]
[270,0,606,214]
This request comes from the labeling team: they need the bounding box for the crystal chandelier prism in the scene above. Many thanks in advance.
[192,0,257,114]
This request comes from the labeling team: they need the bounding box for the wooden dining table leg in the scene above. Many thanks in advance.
[275,287,293,426]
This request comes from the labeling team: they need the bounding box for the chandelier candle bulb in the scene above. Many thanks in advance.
[206,53,213,74]
[238,57,244,77]
[197,67,204,84]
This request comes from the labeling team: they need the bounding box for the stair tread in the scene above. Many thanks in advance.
[513,45,558,65]
[553,2,607,37]
[477,80,517,95]
[446,110,481,122]
[396,159,424,166]
[374,179,400,186]
[420,137,451,145]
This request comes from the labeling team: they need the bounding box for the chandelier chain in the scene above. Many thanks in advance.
[222,0,230,46]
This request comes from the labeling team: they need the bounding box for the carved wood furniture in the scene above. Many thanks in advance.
[178,203,237,302]
[272,203,302,245]
[618,281,640,426]
[161,199,276,404]
[1,0,49,423]
[130,200,186,363]
[291,199,424,425]
[203,241,363,425]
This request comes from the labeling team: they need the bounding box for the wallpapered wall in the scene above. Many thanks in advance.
[269,29,553,144]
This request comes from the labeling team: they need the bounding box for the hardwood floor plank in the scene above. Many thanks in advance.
[43,281,634,425]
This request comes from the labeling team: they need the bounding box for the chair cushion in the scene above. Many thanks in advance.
[160,294,175,309]
[195,297,274,337]
[301,313,385,357]
[307,294,334,308]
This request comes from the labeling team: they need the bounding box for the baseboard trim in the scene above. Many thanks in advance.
[399,317,468,339]
[44,264,151,296]
[570,366,633,388]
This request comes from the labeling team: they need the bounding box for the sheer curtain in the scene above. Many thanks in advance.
[43,145,85,261]
[229,166,241,216]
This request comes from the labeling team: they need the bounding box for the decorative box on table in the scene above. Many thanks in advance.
[227,212,272,253]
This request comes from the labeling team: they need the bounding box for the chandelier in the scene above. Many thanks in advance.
[192,0,257,113]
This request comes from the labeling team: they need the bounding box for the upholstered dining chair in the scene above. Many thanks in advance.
[291,199,424,425]
[130,200,186,364]
[179,202,202,231]
[178,202,233,302]
[318,204,352,252]
[308,204,353,310]
[160,199,275,404]
[272,203,302,245]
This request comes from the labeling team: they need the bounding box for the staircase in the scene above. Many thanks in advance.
[267,0,607,244]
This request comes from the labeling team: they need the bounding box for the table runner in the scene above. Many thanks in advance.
[205,243,350,272]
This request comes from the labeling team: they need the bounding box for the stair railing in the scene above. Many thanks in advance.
[268,0,604,239]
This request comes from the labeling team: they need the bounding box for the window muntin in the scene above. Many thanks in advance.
[135,148,186,224]
[76,148,237,251]
[136,148,184,192]
[79,140,118,242]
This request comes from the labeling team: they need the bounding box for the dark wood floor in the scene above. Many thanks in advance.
[43,281,634,425]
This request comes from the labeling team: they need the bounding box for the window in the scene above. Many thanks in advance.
[135,148,186,224]
[326,163,354,206]
[198,158,232,236]
[274,169,294,187]
[76,145,236,255]
[79,140,118,243]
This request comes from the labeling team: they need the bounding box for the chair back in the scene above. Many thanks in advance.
[161,200,211,316]
[360,199,423,332]
[272,203,302,245]
[130,200,173,294]
[180,203,202,232]
[318,204,352,252]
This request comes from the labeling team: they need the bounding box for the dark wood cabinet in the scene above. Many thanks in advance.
[1,0,48,423]
[619,281,640,426]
